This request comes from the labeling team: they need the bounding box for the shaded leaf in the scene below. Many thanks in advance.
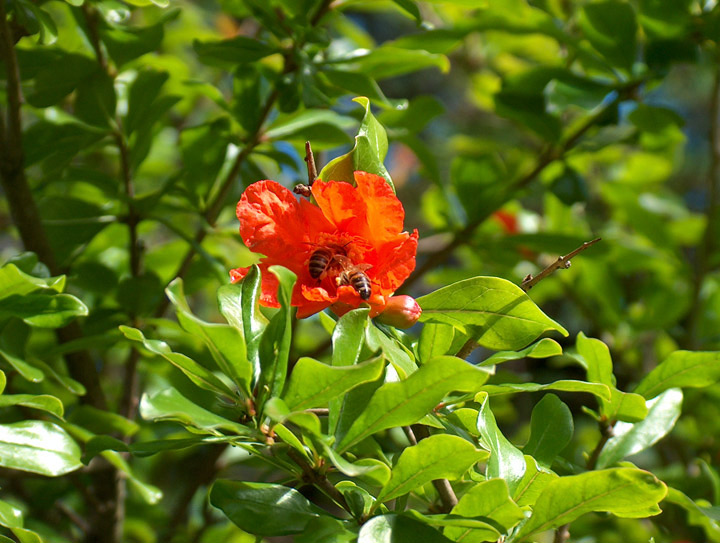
[634,350,720,399]
[523,394,572,468]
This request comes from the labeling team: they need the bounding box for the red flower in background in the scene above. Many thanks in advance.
[230,171,419,319]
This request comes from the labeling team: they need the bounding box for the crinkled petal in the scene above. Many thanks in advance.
[312,172,404,249]
[237,180,333,260]
[373,229,419,294]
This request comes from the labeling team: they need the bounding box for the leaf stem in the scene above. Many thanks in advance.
[520,238,601,291]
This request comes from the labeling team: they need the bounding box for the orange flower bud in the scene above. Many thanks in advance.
[375,295,421,329]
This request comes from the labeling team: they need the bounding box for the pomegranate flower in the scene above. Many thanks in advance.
[230,171,419,319]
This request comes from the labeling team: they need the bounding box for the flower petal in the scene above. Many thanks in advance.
[373,229,419,293]
[237,180,333,260]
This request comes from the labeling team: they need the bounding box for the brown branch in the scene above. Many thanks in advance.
[520,238,601,292]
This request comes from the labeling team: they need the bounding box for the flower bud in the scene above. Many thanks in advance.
[375,295,422,329]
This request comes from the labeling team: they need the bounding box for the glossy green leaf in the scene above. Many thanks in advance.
[476,392,526,493]
[139,387,251,436]
[0,421,81,476]
[120,326,237,401]
[329,309,371,434]
[514,468,667,539]
[664,487,720,541]
[523,394,572,468]
[579,1,638,71]
[332,308,369,368]
[512,455,558,507]
[634,350,720,399]
[323,445,392,484]
[0,347,44,383]
[352,96,393,190]
[479,380,610,401]
[576,333,648,422]
[358,514,452,543]
[480,338,563,366]
[378,435,488,503]
[68,405,138,437]
[257,266,296,409]
[210,480,331,535]
[417,277,568,351]
[445,479,525,542]
[365,323,416,378]
[218,266,268,385]
[0,394,64,418]
[0,292,88,328]
[597,388,683,468]
[166,279,251,395]
[284,356,384,411]
[0,498,23,529]
[337,356,491,451]
[418,323,455,362]
[0,263,64,298]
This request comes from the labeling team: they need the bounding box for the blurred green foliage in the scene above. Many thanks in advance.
[2,0,720,542]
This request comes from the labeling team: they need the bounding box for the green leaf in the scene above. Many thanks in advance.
[365,323,416,378]
[417,277,568,351]
[332,308,369,368]
[265,110,355,147]
[283,356,384,411]
[445,479,525,542]
[418,323,455,362]
[193,36,279,67]
[120,326,237,401]
[476,392,526,493]
[0,421,81,476]
[257,266,296,409]
[0,498,23,529]
[576,333,648,422]
[0,292,88,328]
[480,338,563,366]
[330,46,450,80]
[523,394,572,468]
[633,350,720,399]
[210,480,332,536]
[0,347,44,383]
[352,96,393,189]
[596,388,683,468]
[377,435,488,503]
[337,356,491,451]
[479,380,611,401]
[100,13,177,68]
[166,279,251,395]
[358,514,452,542]
[494,90,561,142]
[514,468,667,538]
[512,455,558,507]
[0,263,64,298]
[321,444,391,483]
[579,1,638,72]
[219,266,267,387]
[329,309,371,434]
[0,394,64,418]
[139,387,251,436]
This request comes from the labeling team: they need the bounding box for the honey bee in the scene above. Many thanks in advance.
[334,255,372,300]
[308,247,334,280]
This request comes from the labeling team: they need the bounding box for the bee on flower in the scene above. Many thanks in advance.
[230,171,420,324]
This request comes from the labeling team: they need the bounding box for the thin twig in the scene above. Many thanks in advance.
[305,141,318,184]
[520,238,601,292]
[402,426,418,446]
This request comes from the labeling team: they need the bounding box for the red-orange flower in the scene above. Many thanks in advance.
[230,171,418,318]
